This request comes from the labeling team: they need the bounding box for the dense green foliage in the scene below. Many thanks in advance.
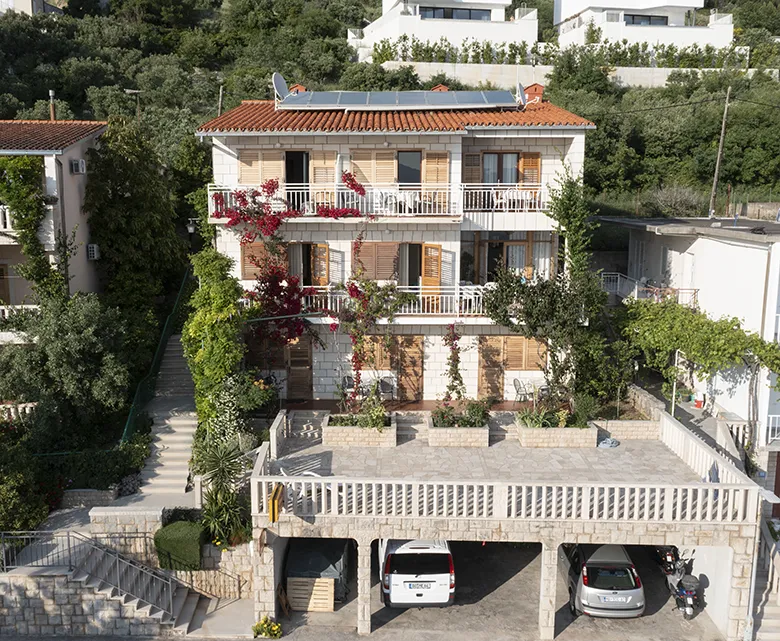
[154,520,206,570]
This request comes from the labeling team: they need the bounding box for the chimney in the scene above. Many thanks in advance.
[290,83,307,94]
[525,83,544,102]
[49,89,56,121]
[431,84,449,92]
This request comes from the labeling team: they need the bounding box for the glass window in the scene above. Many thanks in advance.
[419,7,491,20]
[389,553,450,575]
[532,235,552,279]
[398,151,422,184]
[505,244,526,276]
[482,153,498,183]
[501,153,518,184]
[587,566,637,590]
[472,9,490,20]
[453,8,470,19]
[650,15,668,25]
[420,7,435,18]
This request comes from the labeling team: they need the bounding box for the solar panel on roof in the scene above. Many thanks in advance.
[276,89,519,111]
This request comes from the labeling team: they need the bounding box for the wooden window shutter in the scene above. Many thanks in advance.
[520,153,541,185]
[504,336,526,369]
[525,338,547,370]
[351,150,374,184]
[311,244,329,286]
[421,244,442,288]
[260,150,285,183]
[423,151,449,184]
[366,336,393,370]
[463,154,481,183]
[374,151,396,184]
[353,242,377,278]
[375,243,399,279]
[311,151,336,184]
[238,150,260,184]
[241,242,287,279]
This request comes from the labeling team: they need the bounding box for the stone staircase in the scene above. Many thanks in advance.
[138,335,197,496]
[755,568,780,641]
[395,412,427,444]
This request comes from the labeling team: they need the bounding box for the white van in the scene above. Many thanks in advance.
[378,539,455,608]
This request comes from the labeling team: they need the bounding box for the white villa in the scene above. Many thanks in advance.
[348,0,538,62]
[555,0,734,49]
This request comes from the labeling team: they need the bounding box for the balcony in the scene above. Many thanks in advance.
[601,272,698,308]
[208,183,550,222]
[0,305,39,321]
[302,284,489,321]
[0,205,17,245]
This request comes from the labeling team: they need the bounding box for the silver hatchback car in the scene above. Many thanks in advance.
[559,544,645,618]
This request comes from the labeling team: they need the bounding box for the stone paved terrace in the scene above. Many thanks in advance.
[273,437,701,485]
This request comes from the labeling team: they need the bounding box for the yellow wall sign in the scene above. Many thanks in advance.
[269,483,284,523]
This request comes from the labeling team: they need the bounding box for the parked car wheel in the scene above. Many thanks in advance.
[569,590,581,617]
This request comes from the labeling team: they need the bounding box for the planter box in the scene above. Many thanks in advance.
[426,413,489,447]
[322,412,397,448]
[60,485,119,509]
[590,419,659,440]
[516,423,597,448]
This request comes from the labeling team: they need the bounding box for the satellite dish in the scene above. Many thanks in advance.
[515,82,527,107]
[272,72,289,101]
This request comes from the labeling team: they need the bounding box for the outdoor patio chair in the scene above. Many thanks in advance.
[514,379,532,403]
[378,377,394,401]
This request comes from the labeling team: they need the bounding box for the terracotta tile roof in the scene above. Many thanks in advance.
[0,120,107,152]
[198,100,593,134]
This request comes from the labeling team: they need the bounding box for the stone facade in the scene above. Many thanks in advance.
[90,507,164,566]
[427,425,489,447]
[628,384,665,420]
[322,413,397,448]
[254,514,758,641]
[175,543,253,599]
[516,424,597,448]
[60,487,119,509]
[591,419,660,440]
[0,573,167,637]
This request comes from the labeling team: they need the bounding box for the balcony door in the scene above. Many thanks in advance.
[398,151,422,185]
[286,335,313,400]
[286,151,309,210]
[482,153,519,184]
[0,264,9,303]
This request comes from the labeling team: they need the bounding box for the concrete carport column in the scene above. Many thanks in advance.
[253,530,278,621]
[538,539,559,640]
[357,539,372,635]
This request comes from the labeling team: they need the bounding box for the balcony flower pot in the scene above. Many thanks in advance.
[515,421,597,448]
[426,412,489,448]
[322,412,397,447]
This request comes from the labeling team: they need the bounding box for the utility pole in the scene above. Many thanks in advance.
[218,85,224,116]
[708,85,731,218]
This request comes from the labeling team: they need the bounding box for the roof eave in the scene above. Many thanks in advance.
[197,129,467,136]
[0,149,62,156]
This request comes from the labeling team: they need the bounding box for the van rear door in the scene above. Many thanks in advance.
[388,552,451,605]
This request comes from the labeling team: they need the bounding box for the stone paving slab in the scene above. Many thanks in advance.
[273,438,702,485]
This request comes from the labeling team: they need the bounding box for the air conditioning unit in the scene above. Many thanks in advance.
[70,159,87,175]
[87,243,101,261]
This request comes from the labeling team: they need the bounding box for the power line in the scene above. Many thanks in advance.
[732,97,780,110]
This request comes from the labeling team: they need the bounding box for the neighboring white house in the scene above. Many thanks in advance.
[600,217,780,515]
[0,0,62,14]
[0,120,105,326]
[198,85,590,402]
[556,0,734,49]
[348,0,538,62]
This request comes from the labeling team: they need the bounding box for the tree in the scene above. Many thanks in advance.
[16,99,75,121]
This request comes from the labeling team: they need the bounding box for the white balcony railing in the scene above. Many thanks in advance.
[0,402,36,422]
[208,183,550,219]
[600,273,698,308]
[0,305,38,320]
[0,205,13,233]
[767,415,780,444]
[303,285,488,317]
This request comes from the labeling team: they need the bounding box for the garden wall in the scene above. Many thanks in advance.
[628,384,666,421]
[428,425,489,447]
[60,487,119,509]
[322,413,397,448]
[516,425,597,448]
[0,573,167,637]
[591,419,660,440]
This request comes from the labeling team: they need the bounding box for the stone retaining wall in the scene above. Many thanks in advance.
[516,424,597,448]
[90,507,164,567]
[0,573,167,637]
[322,413,397,448]
[590,419,660,440]
[628,384,665,420]
[61,487,119,509]
[426,413,489,448]
[171,543,253,599]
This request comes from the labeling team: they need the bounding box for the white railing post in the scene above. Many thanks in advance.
[494,483,508,519]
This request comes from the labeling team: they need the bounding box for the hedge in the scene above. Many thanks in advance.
[154,521,205,571]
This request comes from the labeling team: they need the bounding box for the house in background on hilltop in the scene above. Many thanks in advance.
[0,119,105,333]
[348,0,539,62]
[555,0,734,49]
[0,0,62,15]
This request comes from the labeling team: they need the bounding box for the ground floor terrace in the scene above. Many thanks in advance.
[245,410,762,641]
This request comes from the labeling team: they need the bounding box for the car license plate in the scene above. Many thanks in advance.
[602,596,627,603]
[407,583,431,590]
[686,597,694,605]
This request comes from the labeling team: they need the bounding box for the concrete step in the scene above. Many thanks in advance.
[173,592,200,634]
[757,618,780,632]
[757,632,780,641]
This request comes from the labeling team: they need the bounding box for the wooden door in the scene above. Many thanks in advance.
[421,244,442,313]
[774,453,780,518]
[310,244,329,286]
[394,336,424,401]
[478,336,504,399]
[286,335,312,400]
[422,151,449,212]
[0,264,9,303]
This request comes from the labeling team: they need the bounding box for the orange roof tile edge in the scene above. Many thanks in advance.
[197,100,594,134]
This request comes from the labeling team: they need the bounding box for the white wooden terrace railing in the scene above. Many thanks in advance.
[208,183,551,218]
[303,285,487,317]
[251,411,760,525]
[0,205,13,233]
[600,272,698,308]
[0,402,36,422]
[760,519,780,606]
[0,305,39,321]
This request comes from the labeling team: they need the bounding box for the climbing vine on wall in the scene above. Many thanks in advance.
[0,156,64,299]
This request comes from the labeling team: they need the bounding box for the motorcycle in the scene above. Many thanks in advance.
[655,545,679,575]
[662,548,701,620]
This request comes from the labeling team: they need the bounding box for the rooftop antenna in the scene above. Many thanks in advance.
[272,72,290,107]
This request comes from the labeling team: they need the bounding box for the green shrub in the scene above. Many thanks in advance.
[356,383,387,430]
[431,402,458,427]
[516,408,554,428]
[572,393,600,427]
[0,470,49,531]
[154,521,205,570]
[459,399,491,427]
